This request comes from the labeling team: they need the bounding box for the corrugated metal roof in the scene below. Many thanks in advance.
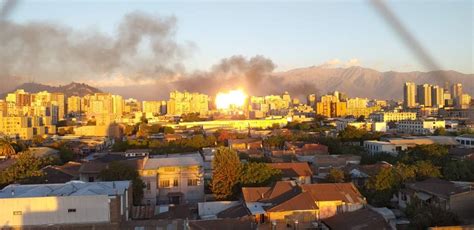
[0,181,130,198]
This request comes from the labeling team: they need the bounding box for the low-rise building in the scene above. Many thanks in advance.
[369,111,417,122]
[398,178,474,224]
[313,155,361,179]
[241,181,366,225]
[139,153,204,205]
[397,119,445,135]
[455,134,474,148]
[0,181,132,228]
[267,162,313,184]
[336,119,387,132]
[364,140,401,155]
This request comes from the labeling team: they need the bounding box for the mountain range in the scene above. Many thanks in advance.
[1,67,472,100]
[273,66,473,100]
[0,82,102,98]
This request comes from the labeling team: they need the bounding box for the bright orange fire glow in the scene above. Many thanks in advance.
[215,89,247,110]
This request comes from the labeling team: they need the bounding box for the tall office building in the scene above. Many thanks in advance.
[431,85,444,108]
[403,82,417,108]
[67,96,82,114]
[416,84,432,107]
[307,94,317,108]
[452,83,463,106]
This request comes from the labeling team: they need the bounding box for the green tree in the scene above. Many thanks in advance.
[366,167,398,191]
[211,147,242,200]
[239,162,281,187]
[326,168,345,183]
[99,162,145,205]
[394,163,417,183]
[443,160,474,181]
[58,147,74,164]
[364,167,399,207]
[338,125,368,142]
[0,138,16,159]
[406,201,461,229]
[414,160,441,180]
[402,144,448,166]
[0,151,54,186]
[433,127,447,136]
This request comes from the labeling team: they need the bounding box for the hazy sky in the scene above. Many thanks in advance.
[7,0,474,73]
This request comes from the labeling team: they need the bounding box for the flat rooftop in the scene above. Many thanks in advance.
[0,181,130,198]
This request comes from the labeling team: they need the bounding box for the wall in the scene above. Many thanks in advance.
[450,191,474,224]
[0,195,110,227]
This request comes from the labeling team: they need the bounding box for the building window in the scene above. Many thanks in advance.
[163,167,176,172]
[173,178,179,187]
[13,211,22,215]
[188,178,198,186]
[68,209,76,213]
[159,179,170,188]
[146,181,151,190]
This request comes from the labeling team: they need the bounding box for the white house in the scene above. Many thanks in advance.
[139,153,205,205]
[0,181,131,228]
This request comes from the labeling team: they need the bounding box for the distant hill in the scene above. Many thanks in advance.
[272,66,474,100]
[1,82,102,98]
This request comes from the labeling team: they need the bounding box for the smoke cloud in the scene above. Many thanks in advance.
[0,11,185,84]
[1,11,317,99]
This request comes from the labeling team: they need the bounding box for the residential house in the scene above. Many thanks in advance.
[0,181,132,228]
[285,141,329,156]
[39,161,82,184]
[313,155,361,180]
[139,153,204,205]
[323,208,394,230]
[241,181,366,226]
[398,178,474,224]
[345,162,393,187]
[267,162,313,184]
[228,138,263,151]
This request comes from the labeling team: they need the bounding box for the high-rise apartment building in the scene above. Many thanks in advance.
[431,85,445,108]
[167,91,209,116]
[307,94,317,108]
[316,94,347,118]
[416,84,432,107]
[403,82,417,108]
[142,101,162,114]
[67,96,82,114]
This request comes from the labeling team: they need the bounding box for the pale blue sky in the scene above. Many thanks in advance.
[8,0,474,73]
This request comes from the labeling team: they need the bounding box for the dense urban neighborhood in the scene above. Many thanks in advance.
[0,81,473,229]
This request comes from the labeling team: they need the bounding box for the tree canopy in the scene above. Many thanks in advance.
[211,147,242,200]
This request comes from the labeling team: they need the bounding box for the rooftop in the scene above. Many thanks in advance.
[267,162,313,177]
[0,180,130,198]
[142,152,203,170]
[407,178,472,198]
[323,208,391,230]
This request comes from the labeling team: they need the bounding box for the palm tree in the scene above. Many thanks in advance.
[0,138,16,159]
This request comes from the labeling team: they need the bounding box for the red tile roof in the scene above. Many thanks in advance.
[301,183,366,204]
[267,162,313,177]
